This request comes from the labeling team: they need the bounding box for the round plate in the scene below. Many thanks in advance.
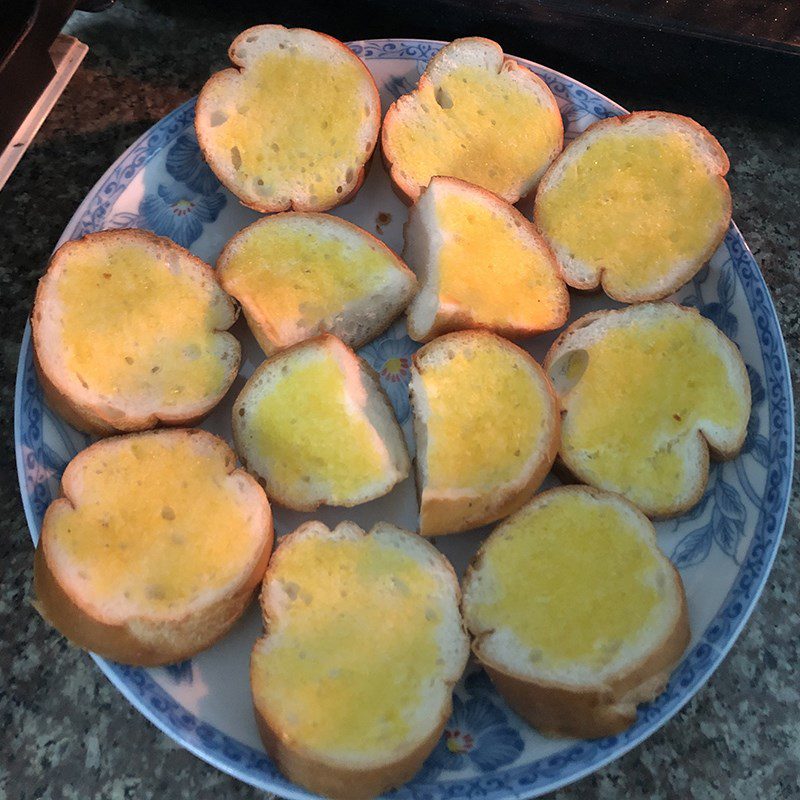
[14,38,794,799]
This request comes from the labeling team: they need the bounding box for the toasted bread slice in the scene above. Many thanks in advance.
[32,229,240,436]
[251,520,469,800]
[382,37,563,204]
[218,212,417,357]
[233,335,409,510]
[195,25,380,213]
[544,303,750,517]
[404,176,568,342]
[534,111,732,302]
[462,486,689,739]
[33,429,273,666]
[411,331,559,536]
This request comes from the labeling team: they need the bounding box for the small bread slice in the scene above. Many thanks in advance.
[411,331,559,536]
[32,229,240,436]
[195,25,380,213]
[544,303,750,517]
[232,335,409,510]
[462,486,689,739]
[251,520,469,800]
[382,37,563,204]
[218,212,417,357]
[534,111,732,302]
[404,176,568,342]
[33,429,273,666]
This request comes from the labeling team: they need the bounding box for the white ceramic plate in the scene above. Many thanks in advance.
[15,38,794,799]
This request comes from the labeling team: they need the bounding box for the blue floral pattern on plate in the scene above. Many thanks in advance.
[165,133,222,195]
[13,38,793,800]
[137,184,226,248]
[418,670,524,781]
[359,323,420,425]
[106,132,227,247]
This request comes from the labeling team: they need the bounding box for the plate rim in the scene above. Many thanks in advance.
[13,36,795,800]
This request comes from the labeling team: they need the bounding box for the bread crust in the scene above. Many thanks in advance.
[464,485,691,738]
[382,37,563,205]
[480,583,689,738]
[195,25,380,214]
[533,111,732,302]
[217,212,417,356]
[543,302,750,518]
[412,331,560,536]
[232,334,409,511]
[549,441,709,521]
[404,176,569,342]
[253,704,448,800]
[252,521,468,800]
[32,429,273,666]
[32,229,240,437]
[32,344,119,437]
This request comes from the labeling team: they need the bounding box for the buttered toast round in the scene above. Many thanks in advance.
[32,229,240,436]
[196,25,380,212]
[33,429,273,666]
[411,331,559,536]
[218,212,417,356]
[404,176,568,341]
[251,520,469,800]
[534,111,732,302]
[233,335,409,510]
[545,303,751,517]
[462,486,689,739]
[382,37,563,204]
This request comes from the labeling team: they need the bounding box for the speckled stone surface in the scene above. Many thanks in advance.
[1,2,797,798]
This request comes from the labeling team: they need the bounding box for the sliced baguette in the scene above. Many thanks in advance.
[195,25,380,213]
[251,520,469,800]
[404,176,568,341]
[33,429,273,666]
[462,486,689,739]
[232,335,409,511]
[534,111,732,302]
[382,37,563,204]
[218,212,417,357]
[544,302,751,517]
[411,330,559,536]
[32,229,240,436]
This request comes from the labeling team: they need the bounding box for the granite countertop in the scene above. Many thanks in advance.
[1,2,798,798]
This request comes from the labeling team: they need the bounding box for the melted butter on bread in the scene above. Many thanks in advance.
[56,240,228,403]
[423,342,547,490]
[536,132,728,293]
[252,534,441,756]
[210,48,368,208]
[220,217,389,342]
[434,189,564,328]
[389,64,561,198]
[470,491,662,668]
[247,350,387,499]
[559,313,747,509]
[47,434,256,613]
